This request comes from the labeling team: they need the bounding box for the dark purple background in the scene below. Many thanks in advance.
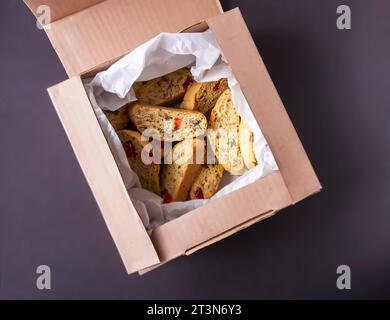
[1,0,389,299]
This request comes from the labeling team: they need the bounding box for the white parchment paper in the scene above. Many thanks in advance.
[84,31,278,232]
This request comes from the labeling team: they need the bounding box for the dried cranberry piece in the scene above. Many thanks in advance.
[183,76,194,89]
[173,117,182,130]
[212,81,220,92]
[195,188,204,199]
[123,141,137,158]
[163,194,173,204]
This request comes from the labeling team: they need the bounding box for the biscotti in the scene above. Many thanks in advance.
[190,164,224,200]
[209,89,245,175]
[117,129,161,196]
[239,121,258,170]
[133,68,193,106]
[161,139,204,203]
[103,105,129,131]
[181,78,229,114]
[128,102,207,142]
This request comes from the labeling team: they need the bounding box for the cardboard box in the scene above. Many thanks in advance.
[24,0,321,275]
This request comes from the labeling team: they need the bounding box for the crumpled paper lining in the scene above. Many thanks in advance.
[84,31,278,232]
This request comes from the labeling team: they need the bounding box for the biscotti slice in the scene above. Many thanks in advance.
[128,103,207,142]
[161,139,204,203]
[210,128,245,175]
[209,89,245,175]
[190,164,224,200]
[181,78,229,114]
[117,130,161,196]
[103,105,129,131]
[239,121,258,170]
[133,68,193,106]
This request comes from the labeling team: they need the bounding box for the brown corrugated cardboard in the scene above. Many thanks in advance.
[151,171,292,262]
[47,77,160,274]
[24,0,222,77]
[23,1,321,275]
[24,0,105,23]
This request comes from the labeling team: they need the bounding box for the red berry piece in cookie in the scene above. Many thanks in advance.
[163,194,173,204]
[183,76,194,90]
[123,141,137,158]
[194,188,204,199]
[173,117,182,130]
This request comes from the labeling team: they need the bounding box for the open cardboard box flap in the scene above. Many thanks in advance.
[24,0,223,77]
[47,77,161,274]
[24,1,321,275]
[23,0,105,22]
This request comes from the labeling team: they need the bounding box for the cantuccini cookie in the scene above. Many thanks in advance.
[103,105,129,131]
[239,121,258,170]
[181,78,229,114]
[117,129,161,196]
[128,103,207,142]
[161,139,205,203]
[133,68,193,106]
[190,164,224,200]
[209,89,245,175]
